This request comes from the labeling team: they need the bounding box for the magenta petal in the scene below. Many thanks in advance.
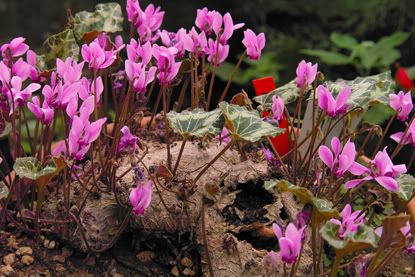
[344,178,367,189]
[348,162,369,176]
[318,145,334,169]
[374,176,399,192]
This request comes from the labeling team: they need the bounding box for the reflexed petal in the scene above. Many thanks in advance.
[374,176,399,192]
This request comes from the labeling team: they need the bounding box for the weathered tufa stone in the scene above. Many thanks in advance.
[21,255,34,266]
[16,246,33,256]
[0,264,15,276]
[2,253,16,266]
[180,257,193,268]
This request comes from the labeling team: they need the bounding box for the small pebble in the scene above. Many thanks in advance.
[7,236,18,249]
[16,246,33,256]
[181,257,193,267]
[170,266,180,277]
[183,267,196,276]
[21,255,34,266]
[3,253,16,266]
[136,251,154,263]
[0,264,15,276]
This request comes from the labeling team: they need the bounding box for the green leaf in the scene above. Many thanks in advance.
[42,29,80,69]
[167,108,224,138]
[406,66,415,79]
[218,102,284,142]
[326,71,395,110]
[253,79,300,110]
[272,179,339,222]
[330,33,358,50]
[397,174,415,201]
[376,32,410,50]
[13,157,57,181]
[320,222,378,253]
[73,2,124,40]
[362,103,394,125]
[301,49,350,65]
[0,181,9,200]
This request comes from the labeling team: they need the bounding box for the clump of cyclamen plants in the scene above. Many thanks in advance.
[0,0,414,276]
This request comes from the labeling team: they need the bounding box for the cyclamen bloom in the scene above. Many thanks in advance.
[6,76,41,113]
[129,180,153,216]
[183,27,208,56]
[390,121,415,146]
[272,223,305,264]
[126,39,153,65]
[81,40,119,70]
[125,60,156,94]
[213,13,244,45]
[242,29,266,60]
[152,45,182,85]
[27,96,54,125]
[68,96,107,160]
[1,37,29,61]
[42,72,80,110]
[318,137,367,177]
[118,126,138,154]
[389,90,413,121]
[207,39,229,67]
[271,95,284,122]
[296,60,317,89]
[317,85,351,117]
[217,127,232,146]
[330,204,365,239]
[345,148,406,192]
[263,251,281,274]
[195,7,217,34]
[159,28,188,58]
[56,58,84,85]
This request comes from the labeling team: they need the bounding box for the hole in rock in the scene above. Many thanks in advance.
[222,180,275,225]
[279,207,290,220]
[232,229,278,251]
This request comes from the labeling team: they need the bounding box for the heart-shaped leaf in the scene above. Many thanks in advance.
[41,29,80,70]
[13,157,57,181]
[253,80,300,110]
[219,102,284,142]
[0,181,9,200]
[167,108,223,138]
[396,174,415,201]
[320,222,378,254]
[73,2,124,40]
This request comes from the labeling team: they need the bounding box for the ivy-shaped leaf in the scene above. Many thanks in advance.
[13,157,57,181]
[326,71,394,110]
[42,29,80,69]
[0,181,8,200]
[253,80,300,110]
[320,222,378,254]
[73,2,124,40]
[218,102,284,142]
[167,108,223,138]
[272,179,339,222]
[396,174,415,201]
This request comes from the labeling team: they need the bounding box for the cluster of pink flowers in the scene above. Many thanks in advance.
[330,204,365,239]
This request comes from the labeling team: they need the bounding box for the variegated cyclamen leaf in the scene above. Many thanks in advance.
[320,222,378,254]
[42,29,80,69]
[13,157,57,181]
[73,2,124,40]
[396,174,415,201]
[167,108,224,138]
[219,102,283,142]
[326,71,394,110]
[0,181,8,200]
[253,79,300,111]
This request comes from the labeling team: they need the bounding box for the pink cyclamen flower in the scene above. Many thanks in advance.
[118,126,138,154]
[125,60,156,94]
[7,76,41,113]
[42,72,80,110]
[296,60,317,89]
[81,41,118,70]
[389,90,413,121]
[56,57,84,85]
[330,204,365,239]
[11,58,32,82]
[1,37,29,61]
[207,39,229,67]
[272,223,305,264]
[127,0,164,43]
[159,28,188,58]
[345,147,406,192]
[242,29,266,61]
[317,85,351,117]
[213,13,244,45]
[129,180,153,216]
[183,27,208,56]
[318,137,368,177]
[127,39,153,65]
[152,45,182,85]
[68,96,107,160]
[263,251,281,274]
[263,148,273,162]
[195,7,218,35]
[271,95,284,122]
[27,96,54,125]
[217,127,232,146]
[390,121,415,146]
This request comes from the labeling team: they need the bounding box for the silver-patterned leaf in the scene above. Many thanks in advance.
[218,102,284,142]
[397,174,415,201]
[326,71,394,110]
[42,29,80,69]
[253,79,300,110]
[13,157,57,181]
[167,108,223,138]
[0,181,8,200]
[73,2,124,40]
